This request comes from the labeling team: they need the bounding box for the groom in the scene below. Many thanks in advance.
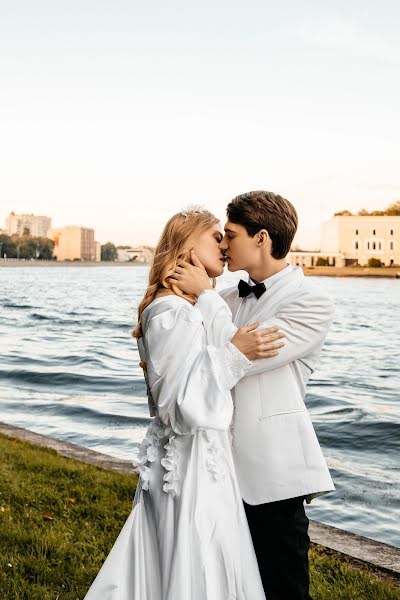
[170,190,335,600]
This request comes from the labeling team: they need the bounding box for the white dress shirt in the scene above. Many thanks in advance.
[236,263,293,327]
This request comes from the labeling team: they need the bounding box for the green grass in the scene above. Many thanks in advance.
[0,432,399,599]
[0,433,136,599]
[310,546,399,599]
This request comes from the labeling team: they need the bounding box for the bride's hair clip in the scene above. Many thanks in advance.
[180,204,208,222]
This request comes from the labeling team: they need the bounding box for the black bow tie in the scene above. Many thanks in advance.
[238,279,266,299]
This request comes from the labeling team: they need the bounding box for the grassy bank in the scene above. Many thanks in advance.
[0,433,398,599]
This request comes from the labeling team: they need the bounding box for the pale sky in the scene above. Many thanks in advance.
[1,1,399,249]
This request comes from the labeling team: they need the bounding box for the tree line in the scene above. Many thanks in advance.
[335,200,400,217]
[0,232,132,262]
[0,228,54,260]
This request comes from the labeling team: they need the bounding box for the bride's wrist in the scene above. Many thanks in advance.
[196,286,213,299]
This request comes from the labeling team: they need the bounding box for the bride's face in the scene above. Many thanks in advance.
[191,225,226,277]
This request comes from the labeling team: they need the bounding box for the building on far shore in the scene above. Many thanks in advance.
[287,251,345,268]
[116,246,154,263]
[95,241,101,262]
[6,212,51,237]
[320,215,400,266]
[47,226,100,262]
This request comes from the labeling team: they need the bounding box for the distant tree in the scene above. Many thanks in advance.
[368,258,383,268]
[35,237,54,260]
[385,200,400,216]
[18,237,37,259]
[22,226,31,236]
[101,242,118,261]
[316,257,330,266]
[0,234,17,258]
[1,234,54,260]
[334,201,400,217]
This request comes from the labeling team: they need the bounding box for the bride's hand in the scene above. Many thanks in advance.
[230,322,285,361]
[167,250,212,297]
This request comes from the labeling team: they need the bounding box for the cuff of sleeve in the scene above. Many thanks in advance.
[196,288,219,302]
[195,288,227,320]
[197,288,214,300]
[226,340,253,374]
[211,341,253,390]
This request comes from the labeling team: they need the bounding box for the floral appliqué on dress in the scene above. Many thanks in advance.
[133,416,179,496]
[204,430,227,481]
[133,417,228,496]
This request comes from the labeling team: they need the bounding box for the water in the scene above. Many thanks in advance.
[0,265,399,547]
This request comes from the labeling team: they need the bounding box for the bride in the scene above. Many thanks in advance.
[83,206,285,600]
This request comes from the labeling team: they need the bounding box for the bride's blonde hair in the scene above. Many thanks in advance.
[132,208,219,338]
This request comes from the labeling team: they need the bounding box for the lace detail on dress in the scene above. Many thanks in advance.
[226,341,253,378]
[133,416,181,496]
[204,430,227,481]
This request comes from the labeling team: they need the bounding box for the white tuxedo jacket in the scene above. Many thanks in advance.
[196,267,335,505]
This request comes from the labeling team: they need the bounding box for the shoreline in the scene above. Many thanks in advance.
[0,259,147,268]
[303,266,400,278]
[1,420,399,578]
[1,259,400,277]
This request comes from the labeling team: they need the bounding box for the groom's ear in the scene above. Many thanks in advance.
[256,229,269,247]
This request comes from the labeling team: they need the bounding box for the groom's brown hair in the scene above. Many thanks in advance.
[227,190,298,259]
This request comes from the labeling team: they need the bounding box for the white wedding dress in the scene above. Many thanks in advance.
[84,295,266,600]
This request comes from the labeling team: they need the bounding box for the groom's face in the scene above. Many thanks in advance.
[220,221,259,272]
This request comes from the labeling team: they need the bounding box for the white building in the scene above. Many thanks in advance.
[6,212,52,237]
[116,246,154,263]
[287,251,345,268]
[320,215,400,266]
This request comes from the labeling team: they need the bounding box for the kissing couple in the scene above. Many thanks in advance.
[84,190,335,600]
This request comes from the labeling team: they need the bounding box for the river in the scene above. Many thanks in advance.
[0,265,399,547]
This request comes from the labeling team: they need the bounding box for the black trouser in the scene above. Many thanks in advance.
[244,496,312,600]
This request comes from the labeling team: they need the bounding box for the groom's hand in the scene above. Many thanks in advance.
[231,323,285,361]
[168,250,213,297]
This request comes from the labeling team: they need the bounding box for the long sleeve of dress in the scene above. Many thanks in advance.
[196,289,238,345]
[142,299,252,433]
[195,289,334,377]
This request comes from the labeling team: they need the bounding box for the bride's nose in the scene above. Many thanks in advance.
[219,237,228,250]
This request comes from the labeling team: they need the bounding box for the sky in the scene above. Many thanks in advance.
[0,0,399,249]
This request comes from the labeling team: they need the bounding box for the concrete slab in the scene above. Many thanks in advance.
[309,520,400,576]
